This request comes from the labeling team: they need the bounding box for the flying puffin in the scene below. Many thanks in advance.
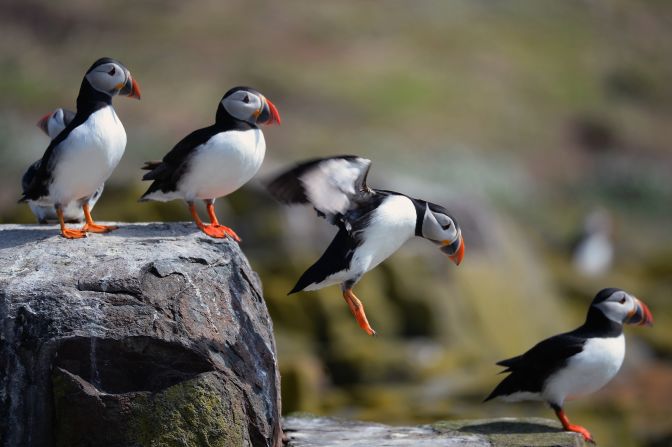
[23,108,103,224]
[139,86,281,240]
[19,57,141,238]
[267,155,465,336]
[484,288,653,443]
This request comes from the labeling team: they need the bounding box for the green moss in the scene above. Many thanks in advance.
[129,375,247,447]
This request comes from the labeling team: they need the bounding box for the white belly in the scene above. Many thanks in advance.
[306,194,417,290]
[49,107,125,204]
[178,129,265,201]
[543,335,625,405]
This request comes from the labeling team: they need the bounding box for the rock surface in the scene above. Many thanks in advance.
[0,223,282,447]
[283,416,585,447]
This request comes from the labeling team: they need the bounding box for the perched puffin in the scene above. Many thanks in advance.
[19,57,141,238]
[139,86,281,240]
[267,155,465,336]
[23,108,103,223]
[484,288,653,443]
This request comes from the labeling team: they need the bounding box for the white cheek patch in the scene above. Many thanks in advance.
[597,301,626,323]
[222,92,262,122]
[422,206,445,241]
[86,64,124,94]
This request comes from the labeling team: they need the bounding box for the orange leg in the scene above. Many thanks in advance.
[205,201,241,242]
[342,288,376,336]
[553,405,594,443]
[57,206,86,239]
[188,202,233,240]
[82,203,118,233]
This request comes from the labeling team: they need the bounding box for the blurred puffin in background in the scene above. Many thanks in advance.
[19,57,141,238]
[485,288,653,443]
[571,208,614,276]
[23,108,103,224]
[268,155,465,336]
[139,86,280,240]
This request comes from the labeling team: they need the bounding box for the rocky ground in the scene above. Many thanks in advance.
[283,416,585,447]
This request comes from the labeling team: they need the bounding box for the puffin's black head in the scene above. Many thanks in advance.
[590,288,653,326]
[420,202,465,265]
[83,57,141,99]
[219,86,281,126]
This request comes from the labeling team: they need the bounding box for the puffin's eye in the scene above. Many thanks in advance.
[619,297,626,304]
[108,67,116,76]
[442,223,452,230]
[243,95,250,104]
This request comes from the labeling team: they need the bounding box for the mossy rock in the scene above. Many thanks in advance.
[53,366,250,446]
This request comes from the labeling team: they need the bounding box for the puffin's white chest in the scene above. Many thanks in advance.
[544,334,625,405]
[350,194,417,274]
[179,129,265,200]
[50,106,126,203]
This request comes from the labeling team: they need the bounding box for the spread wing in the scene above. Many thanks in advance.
[267,155,374,223]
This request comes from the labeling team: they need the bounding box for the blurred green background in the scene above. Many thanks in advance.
[2,1,671,446]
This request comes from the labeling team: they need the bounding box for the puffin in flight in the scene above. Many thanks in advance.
[267,155,465,336]
[139,86,281,240]
[19,57,141,238]
[484,288,653,443]
[23,108,103,224]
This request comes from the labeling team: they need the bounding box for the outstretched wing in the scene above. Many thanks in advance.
[267,155,373,223]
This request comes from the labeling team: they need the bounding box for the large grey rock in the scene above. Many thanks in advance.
[283,416,585,447]
[0,223,282,447]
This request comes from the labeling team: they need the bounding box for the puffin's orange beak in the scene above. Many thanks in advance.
[441,232,465,266]
[625,297,654,327]
[36,112,51,135]
[257,97,281,125]
[119,76,141,100]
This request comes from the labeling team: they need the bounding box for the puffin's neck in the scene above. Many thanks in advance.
[215,103,256,131]
[411,197,426,237]
[580,307,623,337]
[76,79,112,114]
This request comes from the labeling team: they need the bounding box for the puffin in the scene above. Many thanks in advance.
[267,155,465,336]
[139,86,281,240]
[23,108,103,223]
[571,209,613,277]
[19,57,141,238]
[484,288,653,443]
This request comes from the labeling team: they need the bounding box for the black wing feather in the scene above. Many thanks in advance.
[139,125,221,199]
[484,331,586,402]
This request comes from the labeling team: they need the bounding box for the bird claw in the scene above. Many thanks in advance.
[82,223,118,233]
[211,224,241,242]
[201,224,240,241]
[61,228,87,239]
[567,424,594,443]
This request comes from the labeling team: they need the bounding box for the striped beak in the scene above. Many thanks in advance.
[440,231,465,266]
[119,75,141,100]
[256,97,281,125]
[624,298,654,327]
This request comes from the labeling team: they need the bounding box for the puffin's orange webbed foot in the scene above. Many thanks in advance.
[211,224,241,242]
[343,289,376,336]
[200,224,227,238]
[82,223,118,233]
[61,227,87,239]
[554,407,595,444]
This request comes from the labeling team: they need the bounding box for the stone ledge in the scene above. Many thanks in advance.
[283,416,585,447]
